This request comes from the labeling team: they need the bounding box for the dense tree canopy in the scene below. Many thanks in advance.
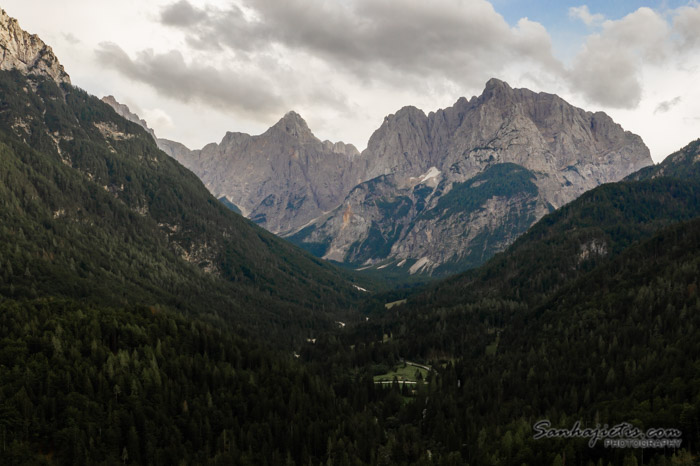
[0,69,698,465]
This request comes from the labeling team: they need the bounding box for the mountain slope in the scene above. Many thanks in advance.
[412,176,700,310]
[121,79,651,278]
[158,111,362,235]
[313,142,700,464]
[0,9,365,343]
[366,138,700,340]
[288,79,653,276]
[627,137,700,181]
[361,206,700,466]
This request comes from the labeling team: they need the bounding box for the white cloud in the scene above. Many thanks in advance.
[142,108,175,131]
[569,5,605,26]
[568,7,672,108]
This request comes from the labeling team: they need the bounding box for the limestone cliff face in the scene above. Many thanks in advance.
[104,79,652,276]
[161,112,362,235]
[0,9,70,85]
[357,79,648,197]
[291,79,652,275]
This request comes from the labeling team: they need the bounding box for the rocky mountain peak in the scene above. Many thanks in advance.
[481,77,515,103]
[370,106,429,148]
[268,111,315,140]
[0,9,70,85]
[322,140,360,158]
[386,106,428,124]
[483,77,511,91]
[289,78,653,276]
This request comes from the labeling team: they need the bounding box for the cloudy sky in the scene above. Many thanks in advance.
[5,0,700,161]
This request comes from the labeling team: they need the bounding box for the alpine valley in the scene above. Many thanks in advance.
[1,7,698,466]
[136,80,652,277]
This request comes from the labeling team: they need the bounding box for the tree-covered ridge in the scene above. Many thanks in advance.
[0,69,365,342]
[627,138,700,182]
[302,215,700,465]
[411,176,700,310]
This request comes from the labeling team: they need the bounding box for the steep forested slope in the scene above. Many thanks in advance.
[409,175,700,312]
[301,208,700,466]
[0,70,363,342]
[290,142,700,464]
[628,138,700,181]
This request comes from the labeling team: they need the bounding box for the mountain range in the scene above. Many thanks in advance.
[1,7,698,465]
[107,78,652,277]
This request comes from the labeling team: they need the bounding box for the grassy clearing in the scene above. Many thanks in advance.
[373,364,429,383]
[385,299,407,309]
[485,333,500,356]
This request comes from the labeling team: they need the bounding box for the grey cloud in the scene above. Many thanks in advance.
[569,51,641,108]
[95,42,352,119]
[95,42,284,120]
[62,33,81,45]
[157,0,563,88]
[654,96,682,114]
[673,5,700,50]
[160,0,208,27]
[142,1,700,116]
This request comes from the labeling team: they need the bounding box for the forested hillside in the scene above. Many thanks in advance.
[410,176,700,311]
[2,5,698,466]
[0,298,404,465]
[0,70,365,344]
[628,138,700,181]
[300,208,700,466]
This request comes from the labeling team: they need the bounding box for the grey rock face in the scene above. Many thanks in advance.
[291,79,652,275]
[163,111,363,235]
[0,9,70,85]
[104,80,652,276]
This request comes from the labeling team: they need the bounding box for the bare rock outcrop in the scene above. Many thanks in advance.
[291,79,652,275]
[101,96,157,141]
[162,111,363,234]
[0,9,70,85]
[104,79,652,276]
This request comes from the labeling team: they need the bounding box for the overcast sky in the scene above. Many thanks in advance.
[5,0,700,161]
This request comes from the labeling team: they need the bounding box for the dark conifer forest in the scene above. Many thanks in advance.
[1,68,699,465]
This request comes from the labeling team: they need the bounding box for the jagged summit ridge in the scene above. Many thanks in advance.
[100,99,366,234]
[105,79,652,275]
[482,77,512,95]
[0,9,70,85]
[291,78,653,275]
